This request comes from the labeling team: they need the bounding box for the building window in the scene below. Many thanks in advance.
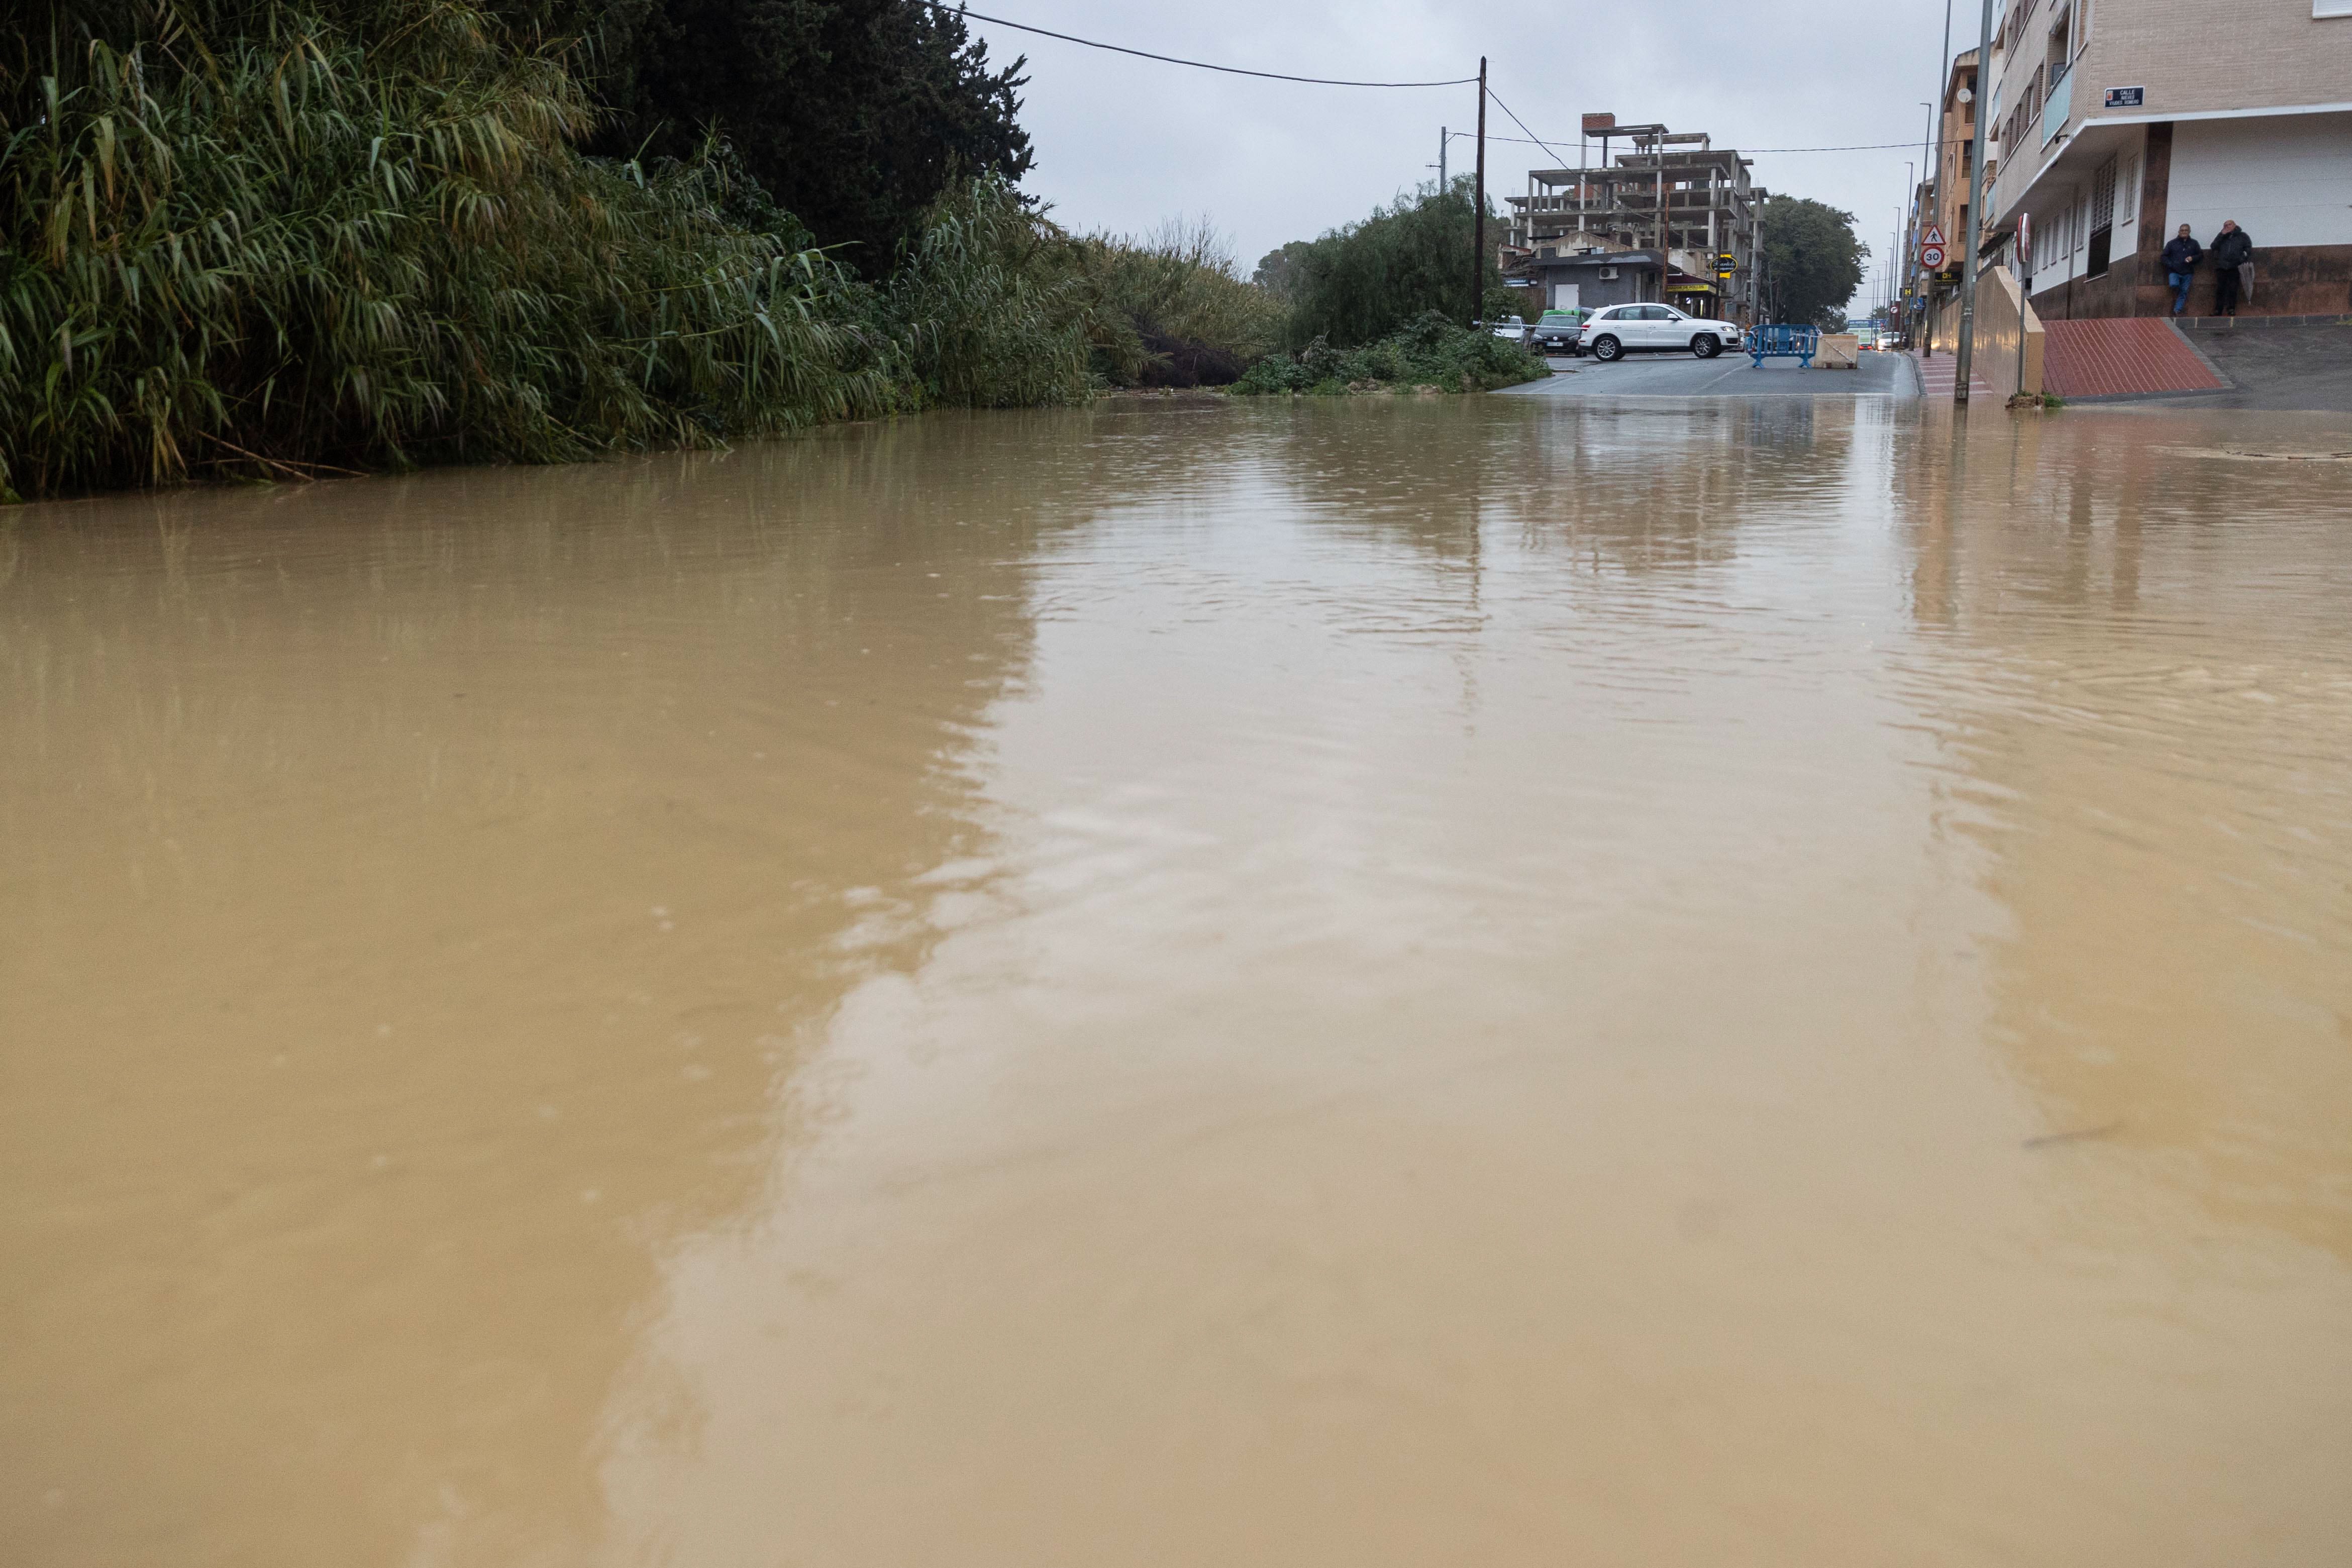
[2085,154,2115,278]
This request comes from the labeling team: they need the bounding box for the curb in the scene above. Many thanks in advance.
[2172,312,2352,332]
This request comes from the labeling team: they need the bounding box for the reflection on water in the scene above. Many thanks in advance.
[1898,421,2352,1263]
[4,400,2349,1567]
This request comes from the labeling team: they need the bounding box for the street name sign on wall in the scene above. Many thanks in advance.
[2104,86,2144,108]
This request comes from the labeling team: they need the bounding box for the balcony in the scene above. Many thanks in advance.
[2040,63,2073,146]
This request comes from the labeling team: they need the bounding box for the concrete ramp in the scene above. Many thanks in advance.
[2041,318,2226,399]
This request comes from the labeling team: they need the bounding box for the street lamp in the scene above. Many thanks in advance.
[1897,166,1913,344]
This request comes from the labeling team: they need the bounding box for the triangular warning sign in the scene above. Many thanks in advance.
[1921,224,1947,247]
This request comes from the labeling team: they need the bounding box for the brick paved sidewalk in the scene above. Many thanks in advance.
[2041,319,2225,399]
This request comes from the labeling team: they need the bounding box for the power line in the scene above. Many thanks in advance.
[916,2,1479,87]
[1458,132,1948,155]
[1483,87,1570,169]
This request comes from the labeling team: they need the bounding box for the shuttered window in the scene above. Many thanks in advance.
[2085,155,2117,278]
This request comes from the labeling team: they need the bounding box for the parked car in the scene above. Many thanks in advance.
[1529,309,1588,355]
[1488,316,1529,344]
[1578,303,1744,362]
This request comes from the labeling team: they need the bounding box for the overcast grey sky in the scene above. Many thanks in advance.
[955,0,1968,311]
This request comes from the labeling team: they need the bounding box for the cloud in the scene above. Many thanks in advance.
[957,0,1965,303]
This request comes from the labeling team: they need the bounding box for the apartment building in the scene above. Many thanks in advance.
[1975,0,2351,319]
[1892,50,1983,345]
[1932,50,1982,267]
[1503,127,1767,324]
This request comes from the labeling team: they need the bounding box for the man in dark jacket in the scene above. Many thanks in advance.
[2210,220,2253,316]
[2162,225,2201,315]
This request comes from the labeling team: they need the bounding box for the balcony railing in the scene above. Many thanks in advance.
[2040,63,2073,146]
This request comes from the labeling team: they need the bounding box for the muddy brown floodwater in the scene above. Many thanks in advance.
[5,398,2351,1566]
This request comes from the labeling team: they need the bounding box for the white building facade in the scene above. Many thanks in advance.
[1977,0,2351,318]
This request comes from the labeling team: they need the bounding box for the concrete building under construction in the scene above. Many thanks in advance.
[1502,120,1771,325]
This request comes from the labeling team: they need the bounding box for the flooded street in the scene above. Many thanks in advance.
[6,398,2351,1565]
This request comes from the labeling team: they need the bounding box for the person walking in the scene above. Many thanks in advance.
[2162,224,2202,315]
[2210,220,2253,317]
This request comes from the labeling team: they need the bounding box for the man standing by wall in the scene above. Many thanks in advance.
[2162,225,2203,315]
[2210,221,2253,317]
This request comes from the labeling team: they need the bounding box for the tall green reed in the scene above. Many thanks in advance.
[0,0,894,498]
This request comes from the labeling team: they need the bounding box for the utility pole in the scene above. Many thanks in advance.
[1954,0,1996,403]
[1470,57,1487,327]
[1439,127,1448,192]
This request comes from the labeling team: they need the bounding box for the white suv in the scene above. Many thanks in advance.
[1578,304,1744,362]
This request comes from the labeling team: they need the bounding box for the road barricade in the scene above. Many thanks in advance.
[1817,335,1861,368]
[1748,324,1819,368]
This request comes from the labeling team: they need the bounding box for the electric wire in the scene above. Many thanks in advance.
[1465,132,1953,155]
[916,8,1918,152]
[913,1,1479,87]
[1482,88,1572,170]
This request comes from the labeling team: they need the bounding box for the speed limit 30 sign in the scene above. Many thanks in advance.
[1918,224,1947,272]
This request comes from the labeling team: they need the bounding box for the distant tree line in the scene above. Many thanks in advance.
[1251,182,1870,344]
[0,0,1276,497]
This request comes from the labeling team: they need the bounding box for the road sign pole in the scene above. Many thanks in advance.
[1470,58,1486,328]
[1918,225,1947,357]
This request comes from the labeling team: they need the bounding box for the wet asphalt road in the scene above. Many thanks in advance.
[1504,348,1915,398]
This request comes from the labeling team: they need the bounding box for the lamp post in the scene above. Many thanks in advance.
[1923,0,1955,353]
[1897,167,1912,344]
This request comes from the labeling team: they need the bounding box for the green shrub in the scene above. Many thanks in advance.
[1262,180,1506,350]
[887,185,1282,402]
[1079,219,1281,387]
[884,177,1098,408]
[1230,311,1546,396]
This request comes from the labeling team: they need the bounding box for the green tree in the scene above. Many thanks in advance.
[567,0,1035,273]
[1275,179,1504,348]
[1760,196,1868,332]
[1251,241,1313,300]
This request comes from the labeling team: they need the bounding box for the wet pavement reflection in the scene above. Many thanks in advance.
[4,398,2349,1566]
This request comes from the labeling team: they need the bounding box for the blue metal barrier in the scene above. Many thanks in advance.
[1748,324,1819,368]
